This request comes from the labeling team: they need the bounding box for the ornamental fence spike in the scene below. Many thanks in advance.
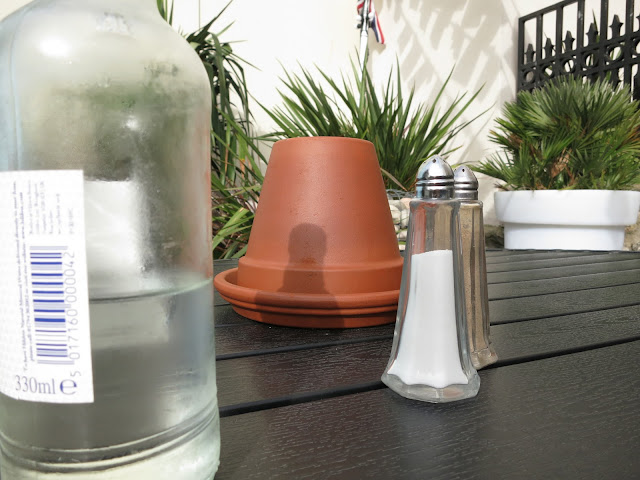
[525,43,535,63]
[544,38,554,58]
[610,15,623,38]
[587,22,598,44]
[563,31,574,52]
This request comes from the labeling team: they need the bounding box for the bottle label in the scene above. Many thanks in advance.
[0,171,94,403]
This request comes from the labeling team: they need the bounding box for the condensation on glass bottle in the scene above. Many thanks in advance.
[0,0,219,478]
[453,165,498,370]
[381,156,480,403]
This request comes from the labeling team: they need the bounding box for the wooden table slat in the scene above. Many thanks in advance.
[485,250,609,264]
[487,257,640,283]
[490,283,640,324]
[488,268,640,299]
[485,251,635,273]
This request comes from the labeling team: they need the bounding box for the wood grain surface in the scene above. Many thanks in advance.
[217,341,640,479]
[213,251,640,479]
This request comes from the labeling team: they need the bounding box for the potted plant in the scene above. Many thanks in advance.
[262,62,484,249]
[476,75,640,251]
[263,62,483,192]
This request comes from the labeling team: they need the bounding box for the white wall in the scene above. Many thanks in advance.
[194,0,565,224]
[0,0,29,19]
[9,0,619,224]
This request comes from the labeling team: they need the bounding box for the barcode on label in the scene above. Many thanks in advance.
[30,246,74,365]
[1,170,93,403]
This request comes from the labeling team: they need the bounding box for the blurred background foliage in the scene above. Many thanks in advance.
[158,0,265,259]
[265,62,483,191]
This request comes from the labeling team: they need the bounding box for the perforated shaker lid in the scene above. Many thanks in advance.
[453,165,479,200]
[416,155,454,199]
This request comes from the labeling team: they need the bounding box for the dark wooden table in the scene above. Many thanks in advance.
[214,250,640,479]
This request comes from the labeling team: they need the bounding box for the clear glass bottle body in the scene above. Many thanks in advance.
[0,0,219,478]
[381,198,480,403]
[458,200,498,369]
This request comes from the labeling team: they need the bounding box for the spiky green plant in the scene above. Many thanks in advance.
[264,62,484,190]
[158,1,265,258]
[476,75,640,190]
[186,11,266,258]
[156,0,174,26]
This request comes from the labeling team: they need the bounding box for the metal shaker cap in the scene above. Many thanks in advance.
[416,155,454,199]
[453,165,479,200]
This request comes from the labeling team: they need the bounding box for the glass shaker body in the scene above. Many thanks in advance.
[458,199,498,369]
[382,195,480,403]
[453,165,497,370]
[0,0,219,478]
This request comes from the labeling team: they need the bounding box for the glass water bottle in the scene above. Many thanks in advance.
[381,156,480,403]
[453,166,498,369]
[0,0,219,478]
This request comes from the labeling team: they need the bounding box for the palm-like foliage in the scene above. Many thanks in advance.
[186,12,266,259]
[476,75,640,190]
[156,0,174,26]
[265,62,483,190]
[158,1,265,258]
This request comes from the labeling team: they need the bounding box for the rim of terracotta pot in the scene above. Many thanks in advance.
[214,268,400,328]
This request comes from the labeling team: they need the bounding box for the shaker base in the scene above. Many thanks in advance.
[381,372,480,403]
[471,345,498,370]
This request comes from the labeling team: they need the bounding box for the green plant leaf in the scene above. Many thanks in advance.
[264,61,484,190]
[171,1,265,259]
[476,75,640,190]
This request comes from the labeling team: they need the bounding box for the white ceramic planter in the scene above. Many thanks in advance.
[494,190,640,251]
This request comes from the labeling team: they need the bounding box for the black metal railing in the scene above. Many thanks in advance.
[518,0,640,99]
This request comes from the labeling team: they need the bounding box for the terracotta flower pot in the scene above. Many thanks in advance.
[214,137,403,328]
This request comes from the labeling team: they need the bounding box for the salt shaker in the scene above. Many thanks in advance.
[381,156,480,403]
[453,166,498,369]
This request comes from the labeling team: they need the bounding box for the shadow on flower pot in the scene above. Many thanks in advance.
[277,224,332,297]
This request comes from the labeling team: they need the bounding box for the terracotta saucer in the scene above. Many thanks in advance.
[214,268,400,328]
